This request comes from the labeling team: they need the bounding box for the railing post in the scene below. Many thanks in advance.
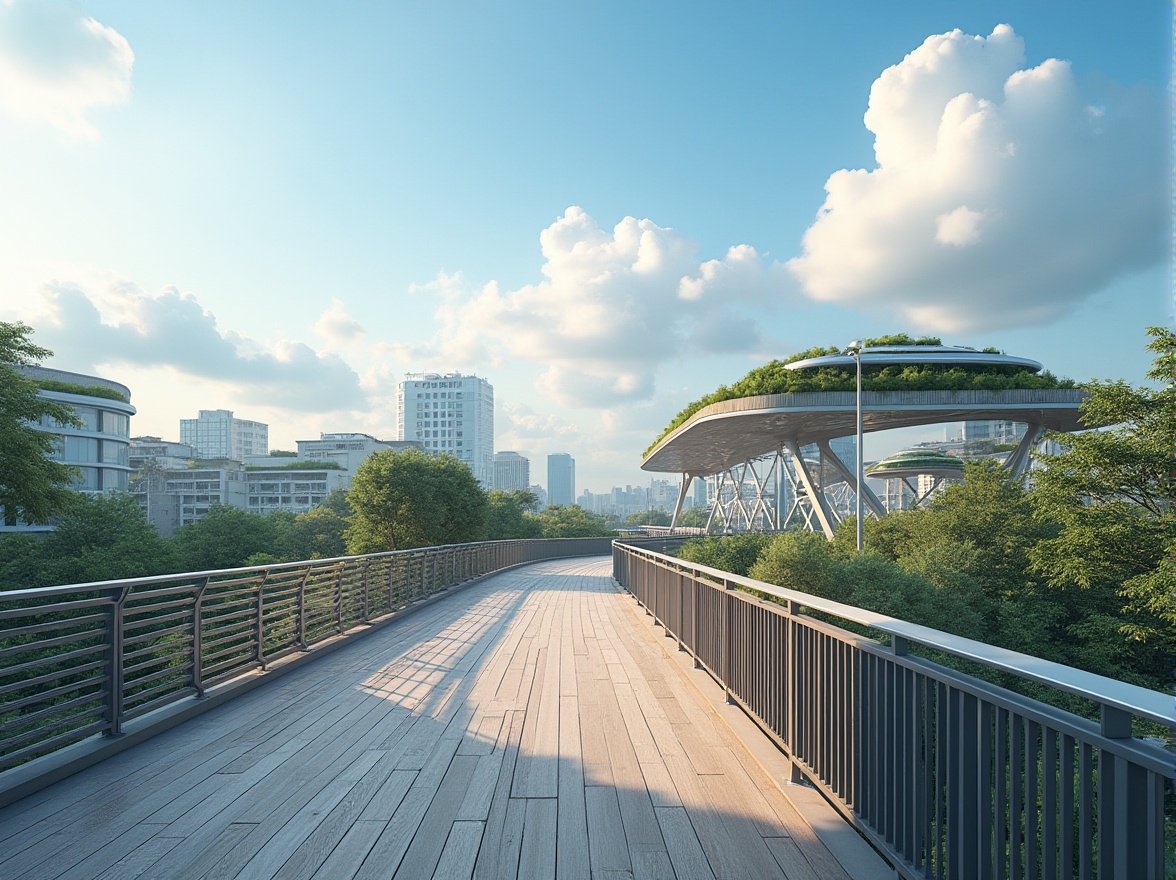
[360,559,370,623]
[722,578,735,704]
[334,563,345,635]
[105,586,131,736]
[1099,704,1132,738]
[785,598,803,784]
[255,570,271,670]
[296,566,310,650]
[193,576,210,698]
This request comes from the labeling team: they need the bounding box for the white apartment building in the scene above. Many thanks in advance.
[295,433,421,474]
[397,373,494,488]
[180,409,269,460]
[245,467,350,516]
[493,451,530,492]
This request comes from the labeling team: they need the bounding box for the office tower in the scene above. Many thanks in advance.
[494,451,530,492]
[180,409,268,460]
[397,372,494,488]
[547,453,575,507]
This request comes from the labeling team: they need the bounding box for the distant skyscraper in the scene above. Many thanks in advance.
[180,409,268,460]
[547,453,575,507]
[494,451,530,492]
[397,372,494,488]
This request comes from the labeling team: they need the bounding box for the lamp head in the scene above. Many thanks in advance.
[843,340,863,355]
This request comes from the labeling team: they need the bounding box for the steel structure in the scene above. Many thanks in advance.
[646,369,1087,536]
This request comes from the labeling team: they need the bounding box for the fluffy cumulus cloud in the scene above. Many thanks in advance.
[431,207,791,408]
[787,25,1167,332]
[34,281,366,412]
[314,298,366,346]
[0,0,133,140]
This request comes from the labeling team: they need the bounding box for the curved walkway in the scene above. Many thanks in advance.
[0,557,889,879]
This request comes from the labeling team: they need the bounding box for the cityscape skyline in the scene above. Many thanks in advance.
[0,2,1167,491]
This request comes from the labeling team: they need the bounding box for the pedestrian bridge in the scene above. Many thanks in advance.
[0,540,1171,878]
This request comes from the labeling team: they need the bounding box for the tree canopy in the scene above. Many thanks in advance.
[345,449,488,552]
[0,322,80,524]
[647,333,1073,455]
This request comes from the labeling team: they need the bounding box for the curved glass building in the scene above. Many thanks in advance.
[2,367,136,533]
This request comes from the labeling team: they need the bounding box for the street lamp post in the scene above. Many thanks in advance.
[844,341,864,551]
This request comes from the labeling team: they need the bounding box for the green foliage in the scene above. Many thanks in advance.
[34,380,129,402]
[676,507,710,528]
[346,449,488,552]
[173,505,291,571]
[319,487,353,518]
[485,491,544,540]
[0,494,176,588]
[283,507,349,559]
[534,505,615,538]
[747,532,986,638]
[0,322,80,524]
[624,509,671,527]
[646,335,1074,455]
[678,533,775,577]
[268,450,298,457]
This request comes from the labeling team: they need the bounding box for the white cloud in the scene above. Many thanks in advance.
[314,298,366,346]
[431,207,792,408]
[787,24,1167,332]
[0,0,133,140]
[34,280,366,412]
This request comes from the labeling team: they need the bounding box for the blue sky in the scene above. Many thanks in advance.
[0,1,1170,492]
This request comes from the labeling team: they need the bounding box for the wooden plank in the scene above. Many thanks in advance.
[585,786,632,878]
[455,752,504,822]
[764,837,828,880]
[656,807,716,880]
[518,798,557,880]
[270,768,415,880]
[351,739,464,879]
[511,647,557,798]
[432,820,484,880]
[473,711,526,880]
[556,696,590,880]
[92,830,183,880]
[309,820,385,880]
[389,752,479,880]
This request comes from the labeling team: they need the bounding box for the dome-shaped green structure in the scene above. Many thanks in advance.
[865,449,965,481]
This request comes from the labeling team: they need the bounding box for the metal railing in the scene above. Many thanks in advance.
[614,541,1175,880]
[0,537,618,776]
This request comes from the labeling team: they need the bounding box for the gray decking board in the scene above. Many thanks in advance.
[0,556,890,880]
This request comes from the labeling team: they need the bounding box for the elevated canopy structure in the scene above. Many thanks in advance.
[642,345,1087,537]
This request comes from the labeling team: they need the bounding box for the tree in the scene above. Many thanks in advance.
[624,510,671,527]
[0,322,79,524]
[283,506,349,560]
[174,506,290,571]
[1028,326,1175,683]
[484,490,543,540]
[676,507,711,528]
[24,494,177,587]
[679,533,775,577]
[534,505,615,538]
[346,449,488,552]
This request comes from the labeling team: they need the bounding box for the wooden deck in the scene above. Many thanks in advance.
[0,557,890,879]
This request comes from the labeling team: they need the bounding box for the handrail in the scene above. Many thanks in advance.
[0,536,628,781]
[613,541,1175,880]
[629,545,1174,730]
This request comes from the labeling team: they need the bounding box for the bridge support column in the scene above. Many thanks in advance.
[785,439,837,539]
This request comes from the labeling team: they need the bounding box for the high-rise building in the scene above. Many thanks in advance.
[547,453,575,507]
[493,451,530,492]
[180,409,268,460]
[2,367,136,534]
[397,372,494,488]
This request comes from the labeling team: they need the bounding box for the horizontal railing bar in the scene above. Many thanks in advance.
[0,674,107,716]
[122,687,199,720]
[0,628,106,661]
[0,596,116,620]
[0,720,110,771]
[617,543,1176,727]
[0,692,104,735]
[0,613,107,641]
[0,646,107,685]
[123,649,189,676]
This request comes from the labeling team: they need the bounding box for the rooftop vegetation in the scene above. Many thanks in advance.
[647,333,1073,456]
[36,379,129,403]
[244,460,344,471]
